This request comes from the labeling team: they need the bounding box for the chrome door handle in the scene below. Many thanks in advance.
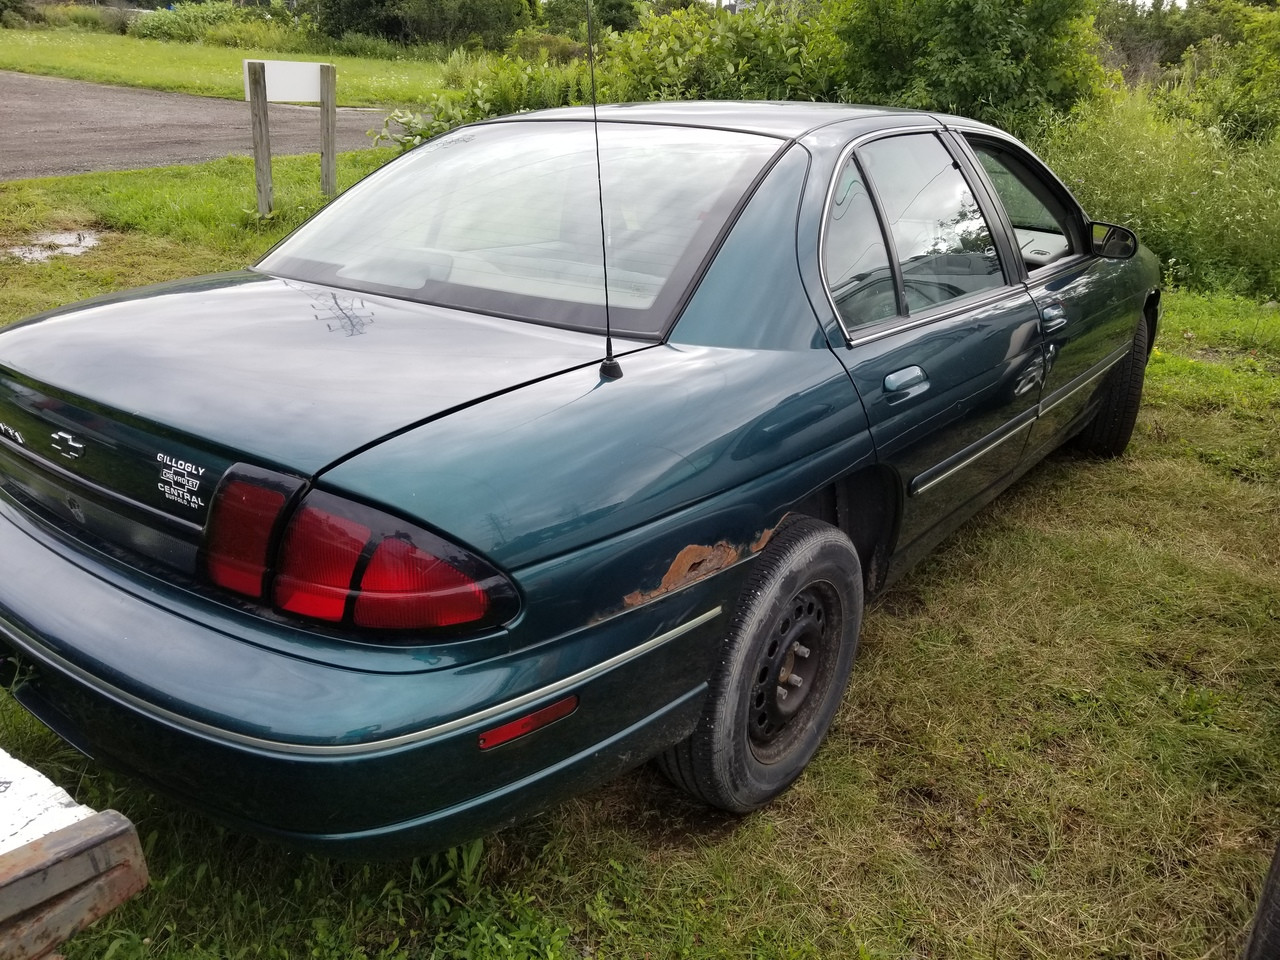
[884,366,927,392]
[1040,302,1068,334]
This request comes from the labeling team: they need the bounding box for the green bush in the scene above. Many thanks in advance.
[1033,87,1280,297]
[1095,0,1252,81]
[603,4,844,102]
[649,0,705,15]
[379,55,589,146]
[594,0,638,32]
[0,0,28,27]
[388,0,1110,141]
[838,0,1110,133]
[1156,5,1280,141]
[382,3,847,144]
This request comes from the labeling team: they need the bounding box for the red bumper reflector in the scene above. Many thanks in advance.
[478,695,579,751]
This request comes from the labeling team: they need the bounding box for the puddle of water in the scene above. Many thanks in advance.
[7,231,101,264]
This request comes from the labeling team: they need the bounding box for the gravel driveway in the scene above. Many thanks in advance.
[0,70,382,181]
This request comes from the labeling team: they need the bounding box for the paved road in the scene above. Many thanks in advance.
[0,71,383,180]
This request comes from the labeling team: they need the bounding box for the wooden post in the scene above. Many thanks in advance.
[320,63,337,198]
[247,60,273,217]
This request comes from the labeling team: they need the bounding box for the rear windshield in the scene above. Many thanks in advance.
[257,121,781,338]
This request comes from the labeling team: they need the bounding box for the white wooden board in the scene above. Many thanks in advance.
[0,749,93,858]
[242,59,325,102]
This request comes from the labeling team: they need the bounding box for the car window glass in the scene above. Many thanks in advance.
[860,134,1002,313]
[821,154,898,329]
[968,139,1079,271]
[257,122,780,339]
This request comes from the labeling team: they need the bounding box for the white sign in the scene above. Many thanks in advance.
[243,60,326,103]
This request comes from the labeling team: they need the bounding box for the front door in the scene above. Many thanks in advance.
[960,134,1138,460]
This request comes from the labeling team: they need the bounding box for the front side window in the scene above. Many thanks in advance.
[859,133,1003,313]
[967,137,1081,271]
[258,122,781,338]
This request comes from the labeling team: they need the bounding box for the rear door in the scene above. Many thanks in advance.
[819,129,1046,568]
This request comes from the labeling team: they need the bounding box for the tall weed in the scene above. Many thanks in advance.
[34,4,132,34]
[128,1,244,43]
[506,29,584,64]
[440,47,494,88]
[202,19,311,52]
[1155,4,1280,141]
[1034,88,1280,298]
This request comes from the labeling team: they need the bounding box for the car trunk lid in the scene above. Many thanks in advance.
[0,272,624,573]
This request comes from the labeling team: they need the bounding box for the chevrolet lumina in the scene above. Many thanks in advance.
[0,103,1159,857]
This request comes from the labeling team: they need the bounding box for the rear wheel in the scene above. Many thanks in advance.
[1073,317,1150,458]
[657,518,862,812]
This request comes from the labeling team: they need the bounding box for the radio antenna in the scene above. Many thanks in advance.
[586,0,622,380]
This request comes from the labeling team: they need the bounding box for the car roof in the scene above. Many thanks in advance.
[487,101,1000,141]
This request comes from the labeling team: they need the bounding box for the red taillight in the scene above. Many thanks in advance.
[204,474,297,597]
[274,503,371,622]
[354,536,488,629]
[203,467,517,635]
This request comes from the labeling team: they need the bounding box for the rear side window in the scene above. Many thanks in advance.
[821,154,897,329]
[859,133,1003,314]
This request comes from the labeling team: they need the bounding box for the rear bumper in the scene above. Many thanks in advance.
[0,496,731,857]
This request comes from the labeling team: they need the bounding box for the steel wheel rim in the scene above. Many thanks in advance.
[748,582,838,763]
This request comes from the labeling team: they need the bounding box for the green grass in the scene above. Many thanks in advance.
[0,149,396,322]
[0,158,1278,958]
[0,29,447,106]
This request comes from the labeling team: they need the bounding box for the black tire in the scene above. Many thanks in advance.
[1073,317,1150,458]
[657,518,863,813]
[1244,837,1280,960]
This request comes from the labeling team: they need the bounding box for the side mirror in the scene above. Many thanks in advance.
[1091,222,1138,260]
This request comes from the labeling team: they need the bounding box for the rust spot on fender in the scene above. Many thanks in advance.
[623,541,740,608]
[750,524,779,554]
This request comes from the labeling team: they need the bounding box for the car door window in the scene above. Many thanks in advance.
[966,138,1082,272]
[860,133,1003,314]
[821,153,897,329]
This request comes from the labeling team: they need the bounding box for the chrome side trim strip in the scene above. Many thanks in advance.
[1039,349,1126,417]
[2,606,723,757]
[912,418,1034,496]
[844,287,1025,349]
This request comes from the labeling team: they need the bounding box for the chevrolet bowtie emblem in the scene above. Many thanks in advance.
[50,430,85,460]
